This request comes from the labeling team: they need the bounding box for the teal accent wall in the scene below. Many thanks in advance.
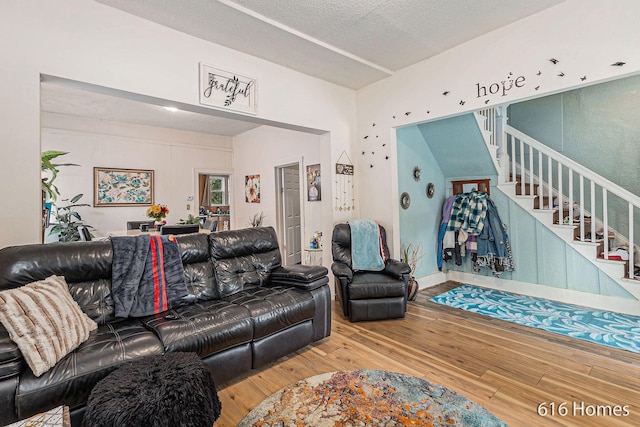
[397,110,635,299]
[396,126,445,278]
[508,74,640,249]
[509,74,640,191]
[416,114,496,177]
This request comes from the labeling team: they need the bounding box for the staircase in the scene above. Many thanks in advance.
[477,108,640,300]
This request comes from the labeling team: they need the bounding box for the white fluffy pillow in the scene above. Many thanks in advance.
[0,275,97,377]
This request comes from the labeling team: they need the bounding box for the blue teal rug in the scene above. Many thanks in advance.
[431,285,640,354]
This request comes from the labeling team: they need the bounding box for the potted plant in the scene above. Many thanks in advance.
[248,211,265,227]
[41,150,78,202]
[179,214,202,226]
[400,241,423,301]
[49,194,93,242]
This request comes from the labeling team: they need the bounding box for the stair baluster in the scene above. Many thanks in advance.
[477,108,640,292]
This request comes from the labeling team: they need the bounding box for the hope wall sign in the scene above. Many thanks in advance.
[476,74,526,99]
[199,63,257,114]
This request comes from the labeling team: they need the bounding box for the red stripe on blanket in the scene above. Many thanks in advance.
[149,237,160,312]
[377,225,387,264]
[149,236,168,313]
[156,236,167,312]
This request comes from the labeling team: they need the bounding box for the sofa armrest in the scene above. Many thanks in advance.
[331,262,353,282]
[0,324,23,381]
[384,259,411,280]
[271,265,329,290]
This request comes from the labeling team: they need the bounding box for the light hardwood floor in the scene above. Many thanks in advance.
[216,282,640,426]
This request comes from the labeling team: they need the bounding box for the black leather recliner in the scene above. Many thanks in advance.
[331,223,411,322]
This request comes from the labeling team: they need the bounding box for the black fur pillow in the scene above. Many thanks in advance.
[83,352,221,427]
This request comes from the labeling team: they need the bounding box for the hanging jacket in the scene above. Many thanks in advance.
[437,195,457,270]
[476,198,515,277]
[446,191,488,235]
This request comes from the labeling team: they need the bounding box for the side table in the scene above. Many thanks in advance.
[304,247,323,266]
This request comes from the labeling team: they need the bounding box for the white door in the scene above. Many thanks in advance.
[280,165,302,265]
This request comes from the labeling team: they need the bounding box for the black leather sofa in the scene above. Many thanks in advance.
[0,227,331,426]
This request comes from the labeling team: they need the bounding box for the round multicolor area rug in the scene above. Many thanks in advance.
[238,370,507,426]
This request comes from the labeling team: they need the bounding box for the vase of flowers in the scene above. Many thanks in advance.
[146,204,169,230]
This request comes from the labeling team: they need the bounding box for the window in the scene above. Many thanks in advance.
[208,175,228,206]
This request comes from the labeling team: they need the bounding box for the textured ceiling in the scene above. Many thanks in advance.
[44,0,564,136]
[96,0,563,89]
[41,81,261,137]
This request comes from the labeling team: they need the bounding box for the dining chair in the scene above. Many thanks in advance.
[159,224,200,235]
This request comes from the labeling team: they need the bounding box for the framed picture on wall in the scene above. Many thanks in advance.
[451,178,490,196]
[306,164,321,201]
[94,167,154,207]
[245,174,260,203]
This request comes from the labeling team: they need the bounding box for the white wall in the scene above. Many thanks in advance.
[4,0,640,257]
[356,0,640,255]
[41,113,233,236]
[232,126,324,253]
[0,0,356,247]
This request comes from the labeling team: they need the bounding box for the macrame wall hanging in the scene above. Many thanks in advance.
[335,151,355,211]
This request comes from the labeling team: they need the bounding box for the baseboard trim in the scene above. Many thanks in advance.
[416,272,447,290]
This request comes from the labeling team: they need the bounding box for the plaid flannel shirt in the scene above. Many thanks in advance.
[446,191,488,235]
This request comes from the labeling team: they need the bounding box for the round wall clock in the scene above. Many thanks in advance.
[400,192,411,209]
[426,182,435,198]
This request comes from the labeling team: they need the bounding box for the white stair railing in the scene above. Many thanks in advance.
[477,108,497,147]
[505,125,640,279]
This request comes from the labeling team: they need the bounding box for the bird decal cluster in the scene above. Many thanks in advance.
[359,58,627,168]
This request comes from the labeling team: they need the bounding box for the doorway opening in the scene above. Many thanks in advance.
[276,163,302,265]
[198,173,232,231]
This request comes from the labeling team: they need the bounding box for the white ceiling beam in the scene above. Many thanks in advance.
[217,0,394,76]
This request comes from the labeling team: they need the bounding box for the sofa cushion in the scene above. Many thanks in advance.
[0,325,23,380]
[209,227,282,297]
[0,242,112,289]
[142,300,253,357]
[15,319,163,420]
[224,286,315,340]
[0,275,98,377]
[183,261,218,300]
[348,273,407,300]
[67,278,115,325]
[175,233,218,301]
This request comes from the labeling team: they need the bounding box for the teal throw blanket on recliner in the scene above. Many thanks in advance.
[347,219,385,271]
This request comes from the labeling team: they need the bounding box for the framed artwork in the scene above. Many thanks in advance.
[451,178,490,196]
[245,174,260,203]
[306,164,321,201]
[199,63,257,114]
[94,167,154,207]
